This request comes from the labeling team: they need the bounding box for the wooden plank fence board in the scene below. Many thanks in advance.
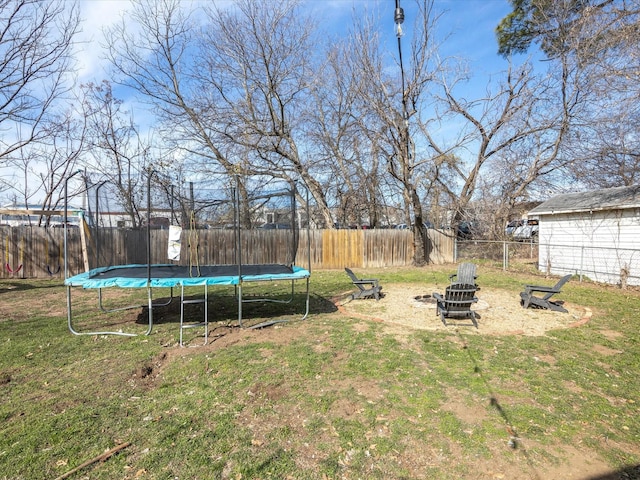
[0,226,453,278]
[364,230,414,267]
[321,230,364,269]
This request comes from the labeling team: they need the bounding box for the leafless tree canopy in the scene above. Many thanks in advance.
[1,0,639,256]
[496,0,640,192]
[0,0,79,162]
[81,81,150,228]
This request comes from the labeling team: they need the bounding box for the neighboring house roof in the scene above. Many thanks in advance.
[1,204,84,211]
[529,185,640,216]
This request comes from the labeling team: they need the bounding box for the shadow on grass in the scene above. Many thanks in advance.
[583,465,640,479]
[455,328,544,480]
[0,279,61,294]
[134,292,337,326]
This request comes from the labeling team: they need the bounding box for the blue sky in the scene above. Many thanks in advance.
[7,1,519,197]
[68,0,519,199]
[1,0,521,205]
[76,0,517,98]
[316,0,516,79]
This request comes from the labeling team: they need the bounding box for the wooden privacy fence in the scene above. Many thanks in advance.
[312,229,454,268]
[0,226,454,279]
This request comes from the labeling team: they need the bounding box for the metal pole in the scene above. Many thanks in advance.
[290,180,297,266]
[234,175,243,326]
[146,170,156,336]
[503,241,509,271]
[94,181,107,268]
[395,0,406,116]
[394,0,410,166]
[64,170,83,280]
[147,171,154,281]
[170,184,175,225]
[306,185,311,273]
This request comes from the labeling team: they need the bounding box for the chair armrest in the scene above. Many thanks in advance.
[354,279,379,287]
[524,285,560,294]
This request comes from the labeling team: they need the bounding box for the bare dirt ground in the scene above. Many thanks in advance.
[337,283,591,336]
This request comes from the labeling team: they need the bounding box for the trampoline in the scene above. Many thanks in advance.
[64,173,312,344]
[67,263,310,289]
[65,263,310,342]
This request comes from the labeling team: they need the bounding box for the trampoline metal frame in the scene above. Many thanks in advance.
[66,284,154,337]
[236,275,310,328]
[64,173,312,340]
[98,287,175,314]
[67,282,177,337]
[66,268,310,338]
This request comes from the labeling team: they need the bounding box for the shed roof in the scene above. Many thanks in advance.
[529,185,640,216]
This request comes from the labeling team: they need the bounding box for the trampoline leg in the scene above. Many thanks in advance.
[204,285,208,344]
[144,286,153,336]
[67,285,146,337]
[302,277,310,320]
[67,285,79,335]
[180,286,185,346]
[237,283,243,328]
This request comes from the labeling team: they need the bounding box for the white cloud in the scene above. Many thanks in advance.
[76,0,135,80]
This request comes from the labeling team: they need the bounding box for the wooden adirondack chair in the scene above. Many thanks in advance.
[345,267,382,301]
[520,274,572,313]
[449,262,479,289]
[433,283,479,327]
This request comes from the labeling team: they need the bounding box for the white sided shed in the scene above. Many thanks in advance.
[529,185,640,286]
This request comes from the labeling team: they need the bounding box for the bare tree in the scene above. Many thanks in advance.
[496,0,640,191]
[81,81,150,228]
[344,0,442,264]
[0,0,80,166]
[195,0,336,227]
[305,38,388,228]
[33,111,86,224]
[343,0,589,249]
[102,0,626,246]
[571,107,640,188]
[427,59,579,232]
[561,2,640,189]
[104,0,337,227]
[1,108,86,226]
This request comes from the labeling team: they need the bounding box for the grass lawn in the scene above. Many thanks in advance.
[1,265,639,479]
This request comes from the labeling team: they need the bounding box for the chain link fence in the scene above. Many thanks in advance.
[456,239,640,287]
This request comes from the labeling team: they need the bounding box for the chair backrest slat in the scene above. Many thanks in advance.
[455,263,477,285]
[345,267,357,282]
[542,274,572,300]
[444,283,477,312]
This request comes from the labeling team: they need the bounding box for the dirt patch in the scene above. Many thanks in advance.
[338,283,590,336]
[0,283,66,322]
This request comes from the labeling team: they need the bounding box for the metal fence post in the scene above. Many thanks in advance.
[503,241,508,270]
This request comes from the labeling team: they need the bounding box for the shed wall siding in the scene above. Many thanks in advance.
[537,208,640,285]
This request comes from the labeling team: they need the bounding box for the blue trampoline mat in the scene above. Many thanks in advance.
[65,264,310,289]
